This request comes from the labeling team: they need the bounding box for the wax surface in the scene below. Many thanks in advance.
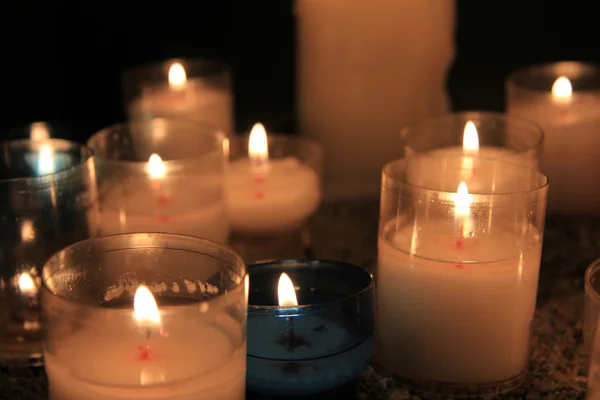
[45,319,246,400]
[508,98,600,213]
[128,80,233,134]
[376,218,542,384]
[226,157,320,234]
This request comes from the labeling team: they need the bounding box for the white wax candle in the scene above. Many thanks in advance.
[296,0,455,199]
[129,80,233,134]
[376,217,542,384]
[45,317,246,400]
[226,157,320,234]
[508,81,600,212]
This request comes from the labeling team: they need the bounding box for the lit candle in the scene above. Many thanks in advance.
[377,179,544,386]
[128,61,233,134]
[44,284,246,400]
[99,153,229,243]
[226,123,321,234]
[506,62,600,213]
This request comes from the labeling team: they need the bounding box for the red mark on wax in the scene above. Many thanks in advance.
[157,214,171,222]
[137,345,151,361]
[155,195,169,205]
[253,176,265,184]
[253,191,265,199]
[454,264,464,269]
[454,239,464,250]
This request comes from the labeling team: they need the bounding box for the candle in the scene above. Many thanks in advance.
[246,260,374,397]
[98,153,229,243]
[296,0,455,200]
[226,123,321,235]
[506,61,600,213]
[376,158,548,395]
[125,60,234,134]
[42,233,248,400]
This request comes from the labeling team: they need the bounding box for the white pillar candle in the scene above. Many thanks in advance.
[127,62,233,134]
[296,0,455,200]
[506,62,600,213]
[45,285,246,400]
[99,154,229,244]
[226,123,321,234]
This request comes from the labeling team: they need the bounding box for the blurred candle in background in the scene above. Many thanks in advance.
[296,0,455,200]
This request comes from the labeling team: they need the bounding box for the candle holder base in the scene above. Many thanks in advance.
[246,378,358,399]
[372,363,527,398]
[229,227,313,264]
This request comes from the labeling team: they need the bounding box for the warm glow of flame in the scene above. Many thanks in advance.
[462,121,479,155]
[134,285,161,327]
[168,62,187,90]
[19,273,36,296]
[146,153,166,179]
[278,273,298,307]
[38,143,55,175]
[454,182,471,214]
[30,122,50,141]
[248,123,269,164]
[552,76,572,99]
[20,219,35,242]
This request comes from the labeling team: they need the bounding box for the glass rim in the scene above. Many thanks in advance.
[585,258,600,304]
[507,61,600,93]
[401,110,544,150]
[0,138,94,184]
[87,118,227,167]
[41,232,248,316]
[382,158,549,199]
[247,259,373,315]
[122,57,230,83]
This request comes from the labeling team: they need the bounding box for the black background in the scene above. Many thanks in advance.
[1,1,599,142]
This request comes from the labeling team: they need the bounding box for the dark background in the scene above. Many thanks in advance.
[1,1,599,142]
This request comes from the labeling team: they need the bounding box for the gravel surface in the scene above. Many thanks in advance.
[0,202,597,399]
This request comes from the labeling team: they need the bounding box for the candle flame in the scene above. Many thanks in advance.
[248,123,269,165]
[20,219,35,242]
[134,285,161,327]
[454,181,471,215]
[30,122,50,142]
[552,76,572,99]
[38,143,56,175]
[19,273,36,296]
[462,121,479,155]
[146,153,166,179]
[278,273,298,307]
[168,62,187,90]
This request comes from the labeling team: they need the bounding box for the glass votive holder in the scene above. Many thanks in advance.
[0,138,97,365]
[226,123,323,263]
[506,61,600,214]
[376,157,548,397]
[87,118,230,244]
[42,233,248,400]
[584,259,600,357]
[246,259,374,397]
[123,58,234,134]
[402,111,542,169]
[5,121,68,140]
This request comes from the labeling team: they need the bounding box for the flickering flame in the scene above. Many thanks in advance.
[168,62,187,90]
[278,273,298,307]
[462,121,479,155]
[20,219,35,242]
[146,153,166,179]
[30,122,50,141]
[552,76,572,99]
[37,143,55,175]
[248,123,269,165]
[19,273,36,296]
[454,182,471,215]
[134,285,161,328]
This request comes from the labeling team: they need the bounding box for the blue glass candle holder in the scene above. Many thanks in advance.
[246,259,374,397]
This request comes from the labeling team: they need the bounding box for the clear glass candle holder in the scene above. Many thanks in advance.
[0,138,98,365]
[402,111,542,169]
[506,61,600,214]
[123,58,234,134]
[87,119,230,244]
[226,131,323,263]
[247,259,374,397]
[5,121,69,140]
[376,157,548,397]
[585,259,600,358]
[42,233,248,400]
